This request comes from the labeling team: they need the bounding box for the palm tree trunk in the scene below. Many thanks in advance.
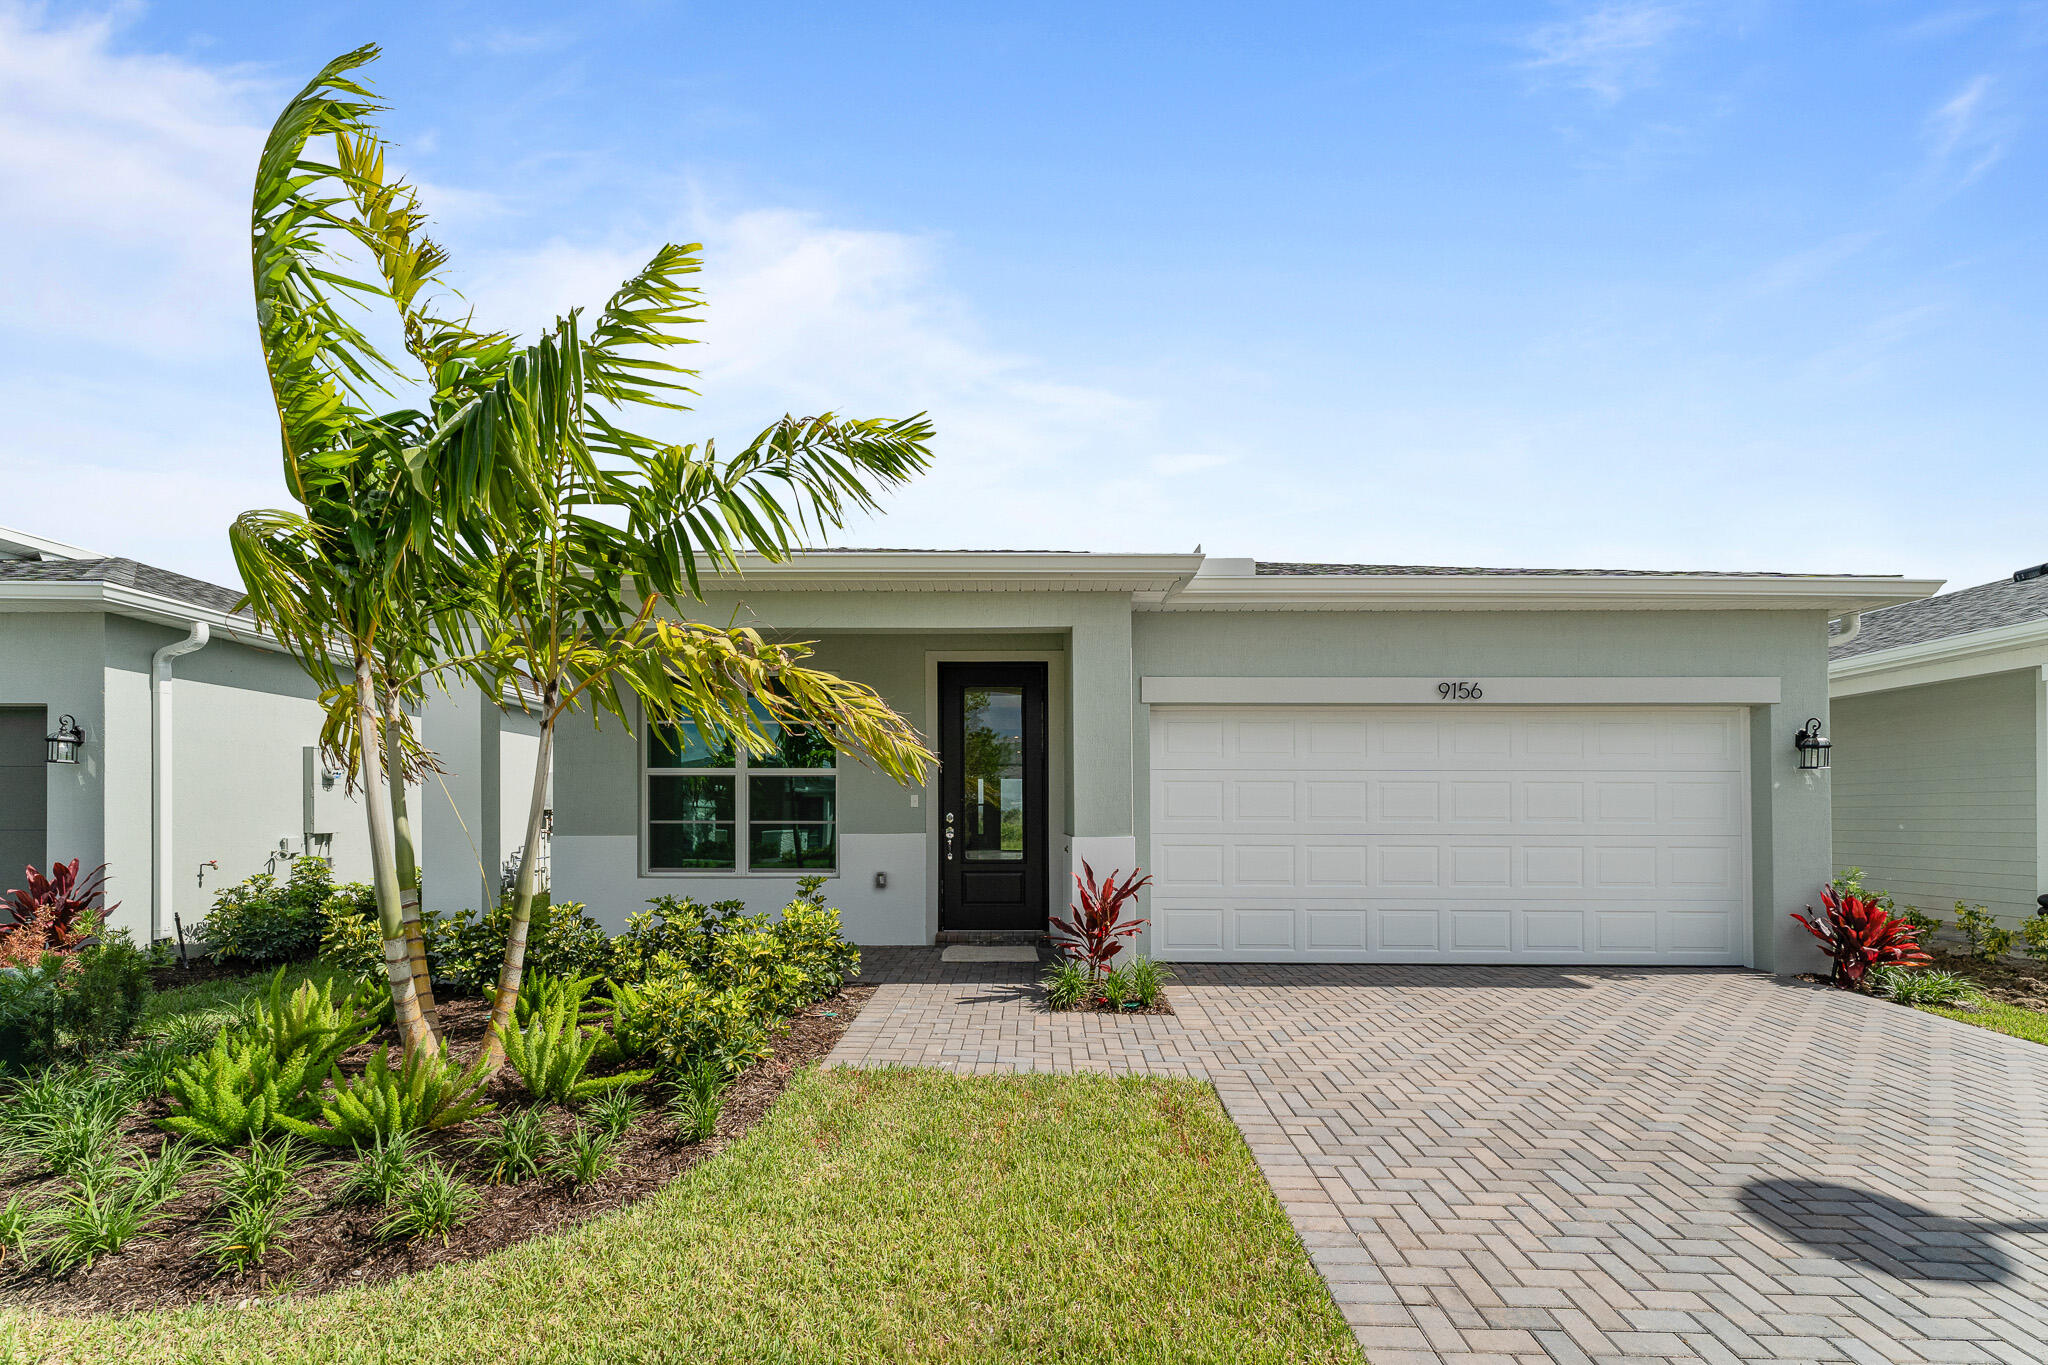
[385,711,438,1029]
[479,688,555,1072]
[359,659,437,1056]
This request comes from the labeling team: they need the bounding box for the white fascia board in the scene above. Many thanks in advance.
[1142,676,1783,706]
[702,551,1205,594]
[1829,619,2048,697]
[1156,574,1945,613]
[0,525,101,561]
[0,580,284,653]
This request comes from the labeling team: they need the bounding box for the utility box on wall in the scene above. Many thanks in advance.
[300,746,342,861]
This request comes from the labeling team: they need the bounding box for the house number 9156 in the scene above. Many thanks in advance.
[1437,681,1484,700]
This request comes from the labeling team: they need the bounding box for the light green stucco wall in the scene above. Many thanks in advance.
[1130,608,1837,972]
[1832,670,2042,925]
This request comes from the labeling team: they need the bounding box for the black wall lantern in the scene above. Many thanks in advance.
[1794,717,1831,771]
[45,714,85,765]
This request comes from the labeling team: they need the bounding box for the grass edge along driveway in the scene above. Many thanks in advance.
[8,1068,1361,1365]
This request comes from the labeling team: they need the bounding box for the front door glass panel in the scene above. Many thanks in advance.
[961,687,1025,861]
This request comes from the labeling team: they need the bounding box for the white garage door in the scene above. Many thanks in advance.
[1148,705,1750,964]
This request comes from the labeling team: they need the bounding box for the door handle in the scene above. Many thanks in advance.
[945,813,955,861]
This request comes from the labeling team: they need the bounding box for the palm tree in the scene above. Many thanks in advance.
[234,48,938,1065]
[460,258,939,1071]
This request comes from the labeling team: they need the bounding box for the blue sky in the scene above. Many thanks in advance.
[0,1,2041,590]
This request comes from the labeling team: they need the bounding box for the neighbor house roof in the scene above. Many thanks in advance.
[0,556,247,616]
[1256,562,1831,579]
[1831,566,2048,661]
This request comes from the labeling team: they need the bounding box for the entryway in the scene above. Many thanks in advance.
[936,662,1048,934]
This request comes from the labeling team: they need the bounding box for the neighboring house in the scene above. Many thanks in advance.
[1829,562,2048,927]
[0,525,540,947]
[551,550,1935,972]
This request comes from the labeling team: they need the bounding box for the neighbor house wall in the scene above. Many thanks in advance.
[1831,669,2041,925]
[0,613,111,924]
[1130,607,1836,972]
[106,617,392,939]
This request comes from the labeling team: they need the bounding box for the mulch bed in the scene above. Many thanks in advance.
[1923,946,2048,1012]
[1,985,871,1316]
[1046,998,1174,1016]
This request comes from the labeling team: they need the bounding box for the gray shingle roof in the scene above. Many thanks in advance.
[1832,567,2048,660]
[0,557,247,616]
[1255,561,1855,579]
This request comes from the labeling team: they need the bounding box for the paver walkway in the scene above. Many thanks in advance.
[831,950,2048,1365]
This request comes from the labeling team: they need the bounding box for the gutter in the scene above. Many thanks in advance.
[1829,612,1863,646]
[151,621,210,944]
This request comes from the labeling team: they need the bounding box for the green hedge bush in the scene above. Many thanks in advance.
[201,859,354,965]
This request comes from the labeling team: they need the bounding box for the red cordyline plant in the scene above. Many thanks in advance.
[1049,862,1153,978]
[1,860,116,960]
[1792,886,1930,990]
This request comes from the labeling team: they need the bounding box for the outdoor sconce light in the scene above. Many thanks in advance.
[1794,717,1832,772]
[45,714,85,765]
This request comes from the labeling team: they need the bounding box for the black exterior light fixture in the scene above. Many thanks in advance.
[1794,717,1831,772]
[45,714,85,764]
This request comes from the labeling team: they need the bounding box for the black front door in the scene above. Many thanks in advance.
[938,663,1048,932]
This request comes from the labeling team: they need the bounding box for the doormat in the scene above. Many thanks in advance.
[940,945,1039,963]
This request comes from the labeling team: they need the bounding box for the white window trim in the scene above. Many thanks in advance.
[638,706,839,878]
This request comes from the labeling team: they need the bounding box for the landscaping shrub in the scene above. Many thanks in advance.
[375,1157,477,1245]
[1051,862,1152,977]
[37,1145,190,1273]
[1098,965,1133,1008]
[0,1192,33,1267]
[60,930,153,1055]
[212,1136,311,1209]
[669,1059,727,1143]
[0,958,69,1068]
[1871,965,1979,1007]
[159,1029,329,1146]
[1956,903,2016,960]
[611,970,772,1076]
[281,1046,493,1148]
[335,1131,421,1207]
[586,1088,643,1140]
[2021,915,2048,963]
[1792,885,1931,989]
[467,1110,549,1186]
[546,1121,617,1190]
[201,859,341,965]
[1041,959,1088,1011]
[204,1189,303,1275]
[239,970,375,1067]
[1127,956,1172,1007]
[1896,905,1946,941]
[2,860,115,960]
[432,896,606,994]
[500,974,651,1104]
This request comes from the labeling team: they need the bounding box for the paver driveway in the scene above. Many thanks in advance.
[831,951,2048,1365]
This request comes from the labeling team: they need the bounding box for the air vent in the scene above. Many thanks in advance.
[2016,563,2048,583]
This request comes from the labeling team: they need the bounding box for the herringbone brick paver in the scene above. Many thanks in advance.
[830,952,2048,1364]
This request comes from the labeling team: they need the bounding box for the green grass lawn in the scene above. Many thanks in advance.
[1916,999,2048,1045]
[4,1069,1359,1365]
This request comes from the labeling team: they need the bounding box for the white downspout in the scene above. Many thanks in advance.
[1829,612,1862,646]
[151,622,209,944]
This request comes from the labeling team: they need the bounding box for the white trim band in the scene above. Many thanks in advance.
[1139,676,1784,706]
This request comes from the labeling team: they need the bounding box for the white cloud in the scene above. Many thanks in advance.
[1524,2,1693,102]
[1923,74,2014,187]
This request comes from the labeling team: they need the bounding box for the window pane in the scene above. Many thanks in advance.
[768,719,837,769]
[748,824,836,870]
[962,686,1025,861]
[650,775,734,822]
[648,721,735,769]
[648,822,735,869]
[749,774,836,823]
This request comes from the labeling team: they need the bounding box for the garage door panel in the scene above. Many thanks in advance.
[1148,704,1750,964]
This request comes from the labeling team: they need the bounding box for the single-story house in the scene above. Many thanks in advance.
[552,550,1937,972]
[1829,561,2048,927]
[0,525,541,946]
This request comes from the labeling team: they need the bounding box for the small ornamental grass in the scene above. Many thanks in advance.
[1871,965,1981,1007]
[668,1060,727,1144]
[546,1122,617,1191]
[1041,959,1088,1012]
[1125,957,1172,1007]
[211,1136,310,1210]
[584,1088,644,1141]
[203,1192,304,1276]
[0,1192,34,1267]
[334,1131,422,1208]
[36,1143,193,1274]
[375,1158,478,1246]
[466,1110,549,1186]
